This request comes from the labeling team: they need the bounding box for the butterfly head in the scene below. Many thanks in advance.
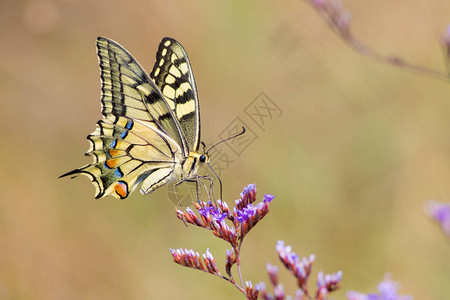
[183,151,209,179]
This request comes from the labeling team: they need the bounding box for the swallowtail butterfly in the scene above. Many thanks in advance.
[61,37,207,199]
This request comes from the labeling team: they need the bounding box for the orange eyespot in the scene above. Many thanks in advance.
[114,181,128,199]
[105,159,120,168]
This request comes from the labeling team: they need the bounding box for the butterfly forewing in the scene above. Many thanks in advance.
[150,37,200,152]
[96,37,188,154]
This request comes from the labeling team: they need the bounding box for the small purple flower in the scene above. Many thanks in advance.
[242,183,256,197]
[264,194,275,203]
[347,274,412,300]
[199,205,228,222]
[236,183,257,209]
[424,200,450,237]
[235,204,256,222]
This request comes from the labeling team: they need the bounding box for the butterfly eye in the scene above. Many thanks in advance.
[199,154,207,163]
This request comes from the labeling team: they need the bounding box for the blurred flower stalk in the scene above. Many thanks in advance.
[170,184,343,299]
[304,0,450,82]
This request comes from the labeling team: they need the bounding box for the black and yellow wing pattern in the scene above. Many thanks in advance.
[150,37,200,152]
[61,37,206,199]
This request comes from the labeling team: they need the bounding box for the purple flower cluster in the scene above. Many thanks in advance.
[424,200,450,237]
[171,184,275,298]
[258,241,343,299]
[175,184,274,248]
[170,185,343,299]
[347,274,412,300]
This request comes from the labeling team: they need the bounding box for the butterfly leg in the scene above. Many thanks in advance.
[194,179,200,202]
[195,176,214,201]
[197,174,216,201]
[206,163,223,201]
[171,183,183,207]
[174,178,206,204]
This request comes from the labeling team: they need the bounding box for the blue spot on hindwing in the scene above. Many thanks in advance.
[111,139,117,148]
[125,119,133,130]
[115,168,123,178]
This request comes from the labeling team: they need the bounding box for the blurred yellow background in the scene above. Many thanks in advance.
[1,0,450,298]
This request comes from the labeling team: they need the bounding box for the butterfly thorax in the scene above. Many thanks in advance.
[181,152,208,180]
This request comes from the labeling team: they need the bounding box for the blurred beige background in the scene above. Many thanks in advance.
[1,0,450,298]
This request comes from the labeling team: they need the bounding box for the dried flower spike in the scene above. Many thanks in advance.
[266,263,279,286]
[276,241,315,291]
[245,281,259,300]
[316,270,343,299]
[170,248,221,276]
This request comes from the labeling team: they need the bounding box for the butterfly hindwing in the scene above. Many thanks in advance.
[62,116,183,199]
[150,37,200,152]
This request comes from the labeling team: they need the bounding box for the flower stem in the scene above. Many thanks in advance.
[236,237,245,288]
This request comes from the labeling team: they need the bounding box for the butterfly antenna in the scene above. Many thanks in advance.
[206,127,246,154]
[204,127,246,200]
